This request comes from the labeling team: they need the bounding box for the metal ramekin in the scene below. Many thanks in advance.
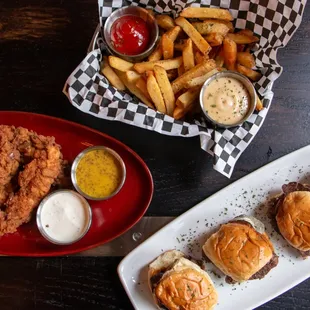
[36,190,92,245]
[199,71,257,128]
[103,6,159,62]
[71,146,126,201]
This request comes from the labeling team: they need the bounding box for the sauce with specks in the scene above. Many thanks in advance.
[203,77,250,125]
[111,15,150,55]
[40,192,90,243]
[76,149,123,198]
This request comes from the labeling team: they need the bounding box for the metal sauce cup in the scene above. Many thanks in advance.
[103,6,159,62]
[71,146,126,201]
[36,190,92,245]
[199,71,257,128]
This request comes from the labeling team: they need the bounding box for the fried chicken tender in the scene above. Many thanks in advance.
[13,127,56,157]
[0,125,63,235]
[0,126,21,204]
[0,126,20,185]
[0,145,62,235]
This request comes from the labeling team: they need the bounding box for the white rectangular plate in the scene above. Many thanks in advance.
[118,145,310,310]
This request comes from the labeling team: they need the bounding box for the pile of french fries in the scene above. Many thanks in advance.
[100,7,264,120]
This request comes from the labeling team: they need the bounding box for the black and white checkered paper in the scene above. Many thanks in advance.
[63,0,306,178]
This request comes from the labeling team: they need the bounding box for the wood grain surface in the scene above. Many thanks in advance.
[0,0,310,309]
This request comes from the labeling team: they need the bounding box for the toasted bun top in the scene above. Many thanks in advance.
[154,258,218,310]
[276,191,310,252]
[202,222,274,282]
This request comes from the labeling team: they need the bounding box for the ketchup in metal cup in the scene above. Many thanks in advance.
[110,15,150,55]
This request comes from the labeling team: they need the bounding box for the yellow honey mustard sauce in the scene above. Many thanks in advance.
[76,149,123,198]
[203,77,250,125]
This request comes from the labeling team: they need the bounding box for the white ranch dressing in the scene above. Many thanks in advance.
[203,77,250,125]
[40,192,90,243]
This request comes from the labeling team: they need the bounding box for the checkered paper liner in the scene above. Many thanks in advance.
[63,0,306,178]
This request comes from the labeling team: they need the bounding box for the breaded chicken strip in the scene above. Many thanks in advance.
[0,145,62,235]
[0,126,20,205]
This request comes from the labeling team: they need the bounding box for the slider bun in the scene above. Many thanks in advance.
[148,251,218,310]
[148,250,185,309]
[155,258,218,310]
[276,191,310,252]
[202,222,274,282]
[148,250,185,280]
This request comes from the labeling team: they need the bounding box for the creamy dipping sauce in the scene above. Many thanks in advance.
[40,191,91,244]
[203,77,250,125]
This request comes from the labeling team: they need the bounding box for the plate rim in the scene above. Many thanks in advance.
[0,111,154,257]
[117,144,310,309]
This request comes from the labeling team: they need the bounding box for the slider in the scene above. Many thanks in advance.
[271,182,310,258]
[148,250,218,309]
[203,216,278,283]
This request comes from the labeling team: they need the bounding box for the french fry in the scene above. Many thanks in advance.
[184,68,219,88]
[148,38,162,61]
[237,52,255,68]
[166,26,182,41]
[236,64,262,81]
[204,33,223,46]
[154,65,175,116]
[223,36,237,70]
[135,77,151,101]
[194,51,209,65]
[226,32,259,44]
[175,17,211,54]
[183,39,195,71]
[156,15,175,30]
[192,21,229,36]
[194,51,203,65]
[125,70,141,83]
[180,7,233,21]
[162,26,182,59]
[108,56,133,72]
[176,87,200,109]
[173,104,195,120]
[178,64,185,76]
[134,57,183,73]
[202,19,234,32]
[171,59,216,94]
[214,46,225,66]
[218,67,227,72]
[174,41,185,51]
[256,96,264,111]
[162,34,174,59]
[146,71,167,114]
[238,29,254,37]
[100,57,126,91]
[116,70,154,109]
[215,54,224,67]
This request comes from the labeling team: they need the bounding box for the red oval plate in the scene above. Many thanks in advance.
[0,112,153,256]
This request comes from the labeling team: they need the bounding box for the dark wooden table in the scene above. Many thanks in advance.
[1,1,310,309]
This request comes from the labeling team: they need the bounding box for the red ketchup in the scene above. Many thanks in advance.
[110,15,150,55]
